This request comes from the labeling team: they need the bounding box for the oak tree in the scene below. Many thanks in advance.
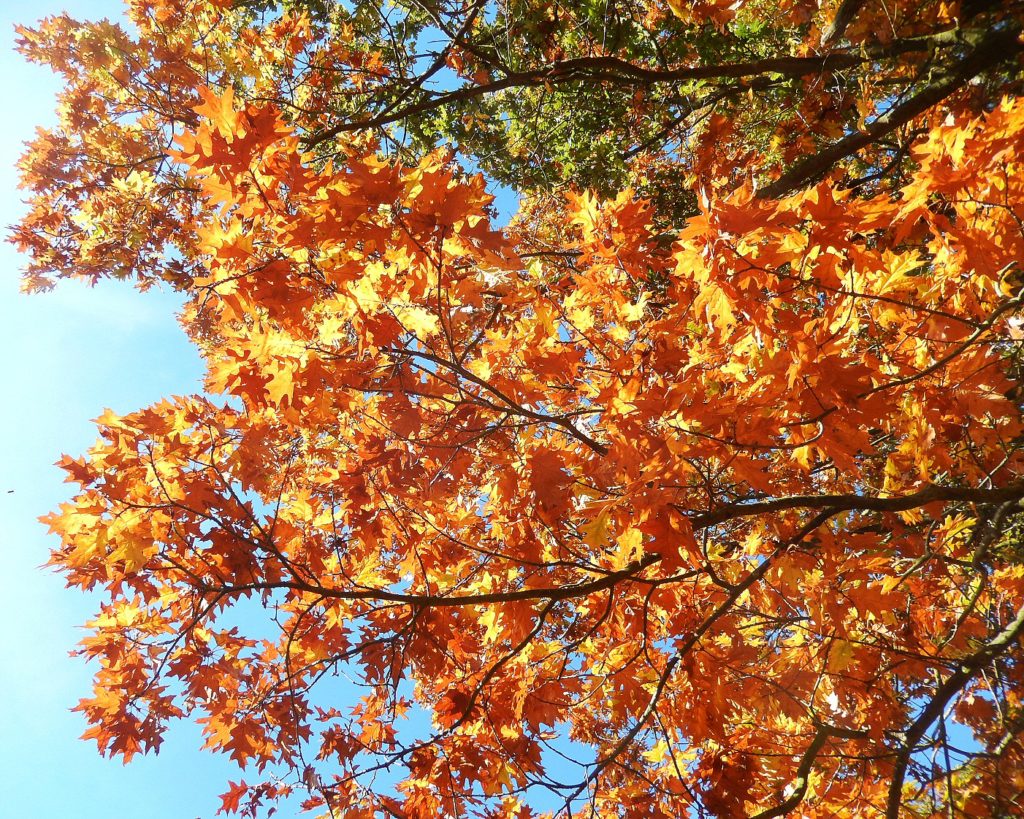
[13,0,1024,816]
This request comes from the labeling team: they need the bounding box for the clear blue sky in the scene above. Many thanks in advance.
[0,5,521,817]
[0,2,247,816]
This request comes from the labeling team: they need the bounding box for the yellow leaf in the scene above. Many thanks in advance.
[394,304,440,338]
[581,509,611,549]
[479,608,502,644]
[614,527,644,568]
[828,639,856,673]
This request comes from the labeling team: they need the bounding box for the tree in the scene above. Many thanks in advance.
[12,0,1024,816]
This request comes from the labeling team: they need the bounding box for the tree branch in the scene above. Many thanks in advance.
[564,507,840,808]
[758,25,1024,199]
[304,28,976,147]
[207,553,662,608]
[751,726,832,819]
[886,602,1024,818]
[683,481,1024,531]
[820,0,869,48]
[386,346,608,455]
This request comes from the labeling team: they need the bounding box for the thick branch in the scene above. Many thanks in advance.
[207,553,661,608]
[758,25,1024,199]
[820,0,869,48]
[885,603,1024,818]
[304,29,973,147]
[751,727,831,819]
[685,482,1024,531]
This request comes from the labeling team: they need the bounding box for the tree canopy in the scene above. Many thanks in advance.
[13,0,1024,816]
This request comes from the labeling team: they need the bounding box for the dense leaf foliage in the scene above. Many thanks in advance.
[13,1,1024,816]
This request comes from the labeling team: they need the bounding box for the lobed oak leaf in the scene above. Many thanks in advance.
[217,781,248,815]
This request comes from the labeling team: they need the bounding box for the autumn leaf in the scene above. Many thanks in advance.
[15,2,1024,818]
[217,781,248,816]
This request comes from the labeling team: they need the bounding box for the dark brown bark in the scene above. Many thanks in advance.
[303,28,980,148]
[885,603,1024,818]
[757,26,1023,199]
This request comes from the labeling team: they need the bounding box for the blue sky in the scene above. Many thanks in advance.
[0,3,528,815]
[0,2,247,816]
